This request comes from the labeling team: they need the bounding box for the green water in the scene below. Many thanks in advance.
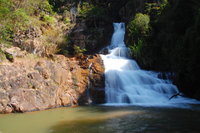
[0,105,200,133]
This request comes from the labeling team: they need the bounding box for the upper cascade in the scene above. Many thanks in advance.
[110,23,126,48]
[100,23,200,106]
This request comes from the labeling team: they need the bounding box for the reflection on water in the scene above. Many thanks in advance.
[0,106,200,133]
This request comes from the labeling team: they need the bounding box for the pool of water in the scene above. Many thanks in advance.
[0,105,200,133]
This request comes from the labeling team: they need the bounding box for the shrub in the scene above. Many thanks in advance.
[78,2,105,19]
[39,1,53,14]
[145,0,168,21]
[0,24,13,43]
[63,17,71,24]
[128,13,150,40]
[0,1,29,43]
[78,2,91,17]
[160,0,169,10]
[127,13,151,67]
[11,8,29,31]
[73,45,86,56]
[0,49,6,61]
[41,14,55,23]
[129,39,143,58]
[63,10,71,24]
[0,0,12,18]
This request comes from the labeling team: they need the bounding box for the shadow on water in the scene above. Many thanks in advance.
[50,106,200,133]
[50,107,141,133]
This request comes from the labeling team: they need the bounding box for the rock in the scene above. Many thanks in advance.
[99,48,109,55]
[77,54,105,104]
[22,39,45,55]
[4,52,14,62]
[0,104,4,112]
[5,47,26,58]
[0,54,105,113]
[69,13,112,55]
[90,88,105,104]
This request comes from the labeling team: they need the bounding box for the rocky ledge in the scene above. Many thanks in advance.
[0,54,105,113]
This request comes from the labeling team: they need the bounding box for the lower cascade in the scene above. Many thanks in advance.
[101,23,200,106]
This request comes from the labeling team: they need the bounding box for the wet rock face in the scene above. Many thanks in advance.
[77,54,105,104]
[0,54,104,113]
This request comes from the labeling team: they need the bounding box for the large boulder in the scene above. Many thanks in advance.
[0,54,105,113]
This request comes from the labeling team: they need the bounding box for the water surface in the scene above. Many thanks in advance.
[0,106,200,133]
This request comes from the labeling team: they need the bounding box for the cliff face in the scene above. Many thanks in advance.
[69,0,145,54]
[0,54,104,113]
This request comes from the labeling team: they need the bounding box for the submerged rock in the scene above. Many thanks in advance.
[0,54,104,113]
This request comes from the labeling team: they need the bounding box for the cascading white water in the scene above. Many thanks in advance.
[101,23,200,106]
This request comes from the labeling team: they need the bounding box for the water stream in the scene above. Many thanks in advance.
[101,23,200,106]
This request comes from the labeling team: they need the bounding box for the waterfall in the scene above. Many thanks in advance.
[100,23,200,106]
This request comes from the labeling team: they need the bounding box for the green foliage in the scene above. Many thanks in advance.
[0,0,12,18]
[4,51,14,62]
[0,0,12,23]
[57,35,70,56]
[48,0,67,12]
[127,13,150,63]
[73,45,86,56]
[48,0,80,13]
[11,8,29,30]
[39,1,53,14]
[129,39,143,59]
[42,14,55,23]
[63,17,71,24]
[145,0,168,22]
[79,2,105,19]
[145,3,162,18]
[128,0,200,98]
[10,0,53,15]
[160,0,168,10]
[0,24,13,42]
[0,49,6,61]
[0,8,29,43]
[78,2,91,16]
[0,0,56,44]
[0,0,29,43]
[127,1,170,68]
[63,10,71,24]
[128,13,150,40]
